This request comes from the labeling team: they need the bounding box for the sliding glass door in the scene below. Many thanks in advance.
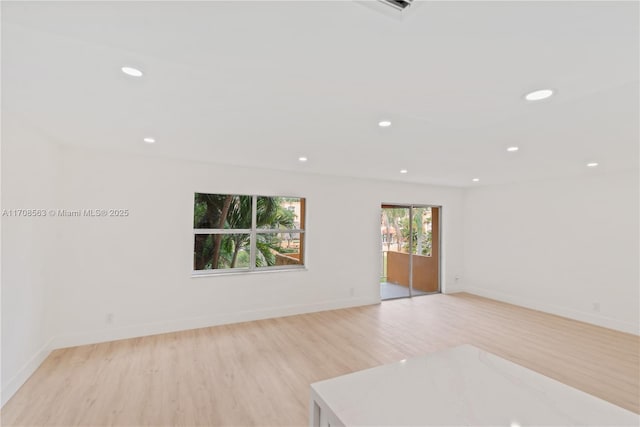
[380,204,440,300]
[381,206,411,299]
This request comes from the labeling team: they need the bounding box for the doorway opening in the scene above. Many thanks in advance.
[380,204,441,300]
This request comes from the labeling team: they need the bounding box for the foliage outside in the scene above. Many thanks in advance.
[381,207,432,256]
[194,194,303,270]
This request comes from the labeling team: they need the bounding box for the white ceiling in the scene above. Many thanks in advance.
[3,1,638,187]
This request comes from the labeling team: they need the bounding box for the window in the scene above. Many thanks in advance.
[193,194,305,273]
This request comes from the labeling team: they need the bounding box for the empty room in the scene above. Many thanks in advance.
[1,1,638,426]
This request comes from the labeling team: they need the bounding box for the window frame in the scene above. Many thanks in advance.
[192,194,306,276]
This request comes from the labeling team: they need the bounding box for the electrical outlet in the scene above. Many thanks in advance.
[592,303,600,313]
[106,313,114,324]
[349,287,355,297]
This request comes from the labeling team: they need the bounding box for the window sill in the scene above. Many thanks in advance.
[191,265,307,278]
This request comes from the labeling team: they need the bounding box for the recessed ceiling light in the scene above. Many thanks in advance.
[298,156,308,162]
[378,120,392,127]
[143,137,156,144]
[524,89,554,101]
[472,178,480,182]
[400,169,408,174]
[506,146,519,152]
[121,66,143,77]
[586,162,599,167]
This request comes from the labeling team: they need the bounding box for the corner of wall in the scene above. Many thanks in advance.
[1,338,54,407]
[464,286,640,336]
[1,116,62,407]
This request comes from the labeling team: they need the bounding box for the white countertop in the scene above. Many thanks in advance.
[310,345,639,426]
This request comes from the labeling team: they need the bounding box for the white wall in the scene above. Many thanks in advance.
[1,119,59,405]
[48,145,465,348]
[463,170,640,334]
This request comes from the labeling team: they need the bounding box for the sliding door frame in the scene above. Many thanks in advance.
[380,203,442,298]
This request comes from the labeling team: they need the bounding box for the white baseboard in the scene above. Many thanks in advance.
[1,338,54,407]
[52,296,380,350]
[464,286,639,336]
[442,283,464,294]
[2,297,379,407]
[4,290,634,409]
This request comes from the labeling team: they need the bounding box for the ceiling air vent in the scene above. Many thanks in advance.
[357,0,420,20]
[379,0,414,11]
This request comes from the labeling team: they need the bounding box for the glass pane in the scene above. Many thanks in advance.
[194,194,252,229]
[380,207,410,254]
[411,207,433,257]
[256,197,305,230]
[380,206,411,300]
[255,232,304,267]
[410,207,433,296]
[194,233,250,270]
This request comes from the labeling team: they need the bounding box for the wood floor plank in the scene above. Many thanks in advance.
[2,293,638,426]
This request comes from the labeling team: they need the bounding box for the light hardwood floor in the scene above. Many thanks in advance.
[2,293,639,426]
